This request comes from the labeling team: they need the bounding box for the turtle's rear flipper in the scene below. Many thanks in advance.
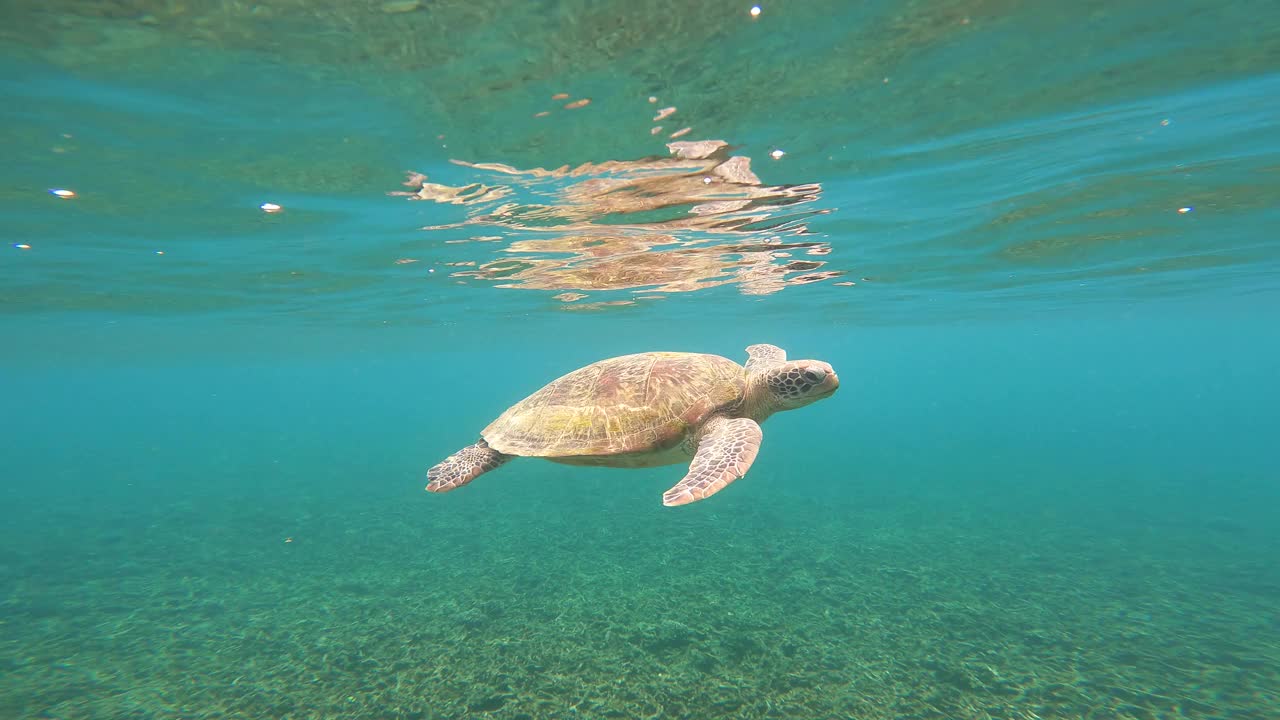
[426,440,512,492]
[662,417,762,506]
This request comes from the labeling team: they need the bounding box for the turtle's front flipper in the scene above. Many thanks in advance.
[662,417,762,506]
[426,439,512,493]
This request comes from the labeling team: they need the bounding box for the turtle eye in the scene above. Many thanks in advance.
[803,369,824,384]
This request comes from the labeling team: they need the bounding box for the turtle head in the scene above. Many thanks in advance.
[755,359,840,413]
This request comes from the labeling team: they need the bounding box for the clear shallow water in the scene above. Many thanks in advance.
[2,2,1278,719]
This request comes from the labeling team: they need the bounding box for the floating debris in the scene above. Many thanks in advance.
[565,98,591,109]
[260,202,283,213]
[49,188,76,199]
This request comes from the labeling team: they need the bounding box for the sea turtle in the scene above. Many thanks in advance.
[425,344,839,506]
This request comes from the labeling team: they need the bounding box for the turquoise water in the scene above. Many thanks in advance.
[3,1,1279,718]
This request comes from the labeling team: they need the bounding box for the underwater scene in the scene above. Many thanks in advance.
[2,1,1278,718]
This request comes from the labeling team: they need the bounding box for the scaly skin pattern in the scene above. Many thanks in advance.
[661,417,763,506]
[425,440,511,492]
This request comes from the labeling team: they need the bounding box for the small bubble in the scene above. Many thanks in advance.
[750,5,761,17]
[770,149,786,159]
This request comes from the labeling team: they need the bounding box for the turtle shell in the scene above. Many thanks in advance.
[482,351,746,458]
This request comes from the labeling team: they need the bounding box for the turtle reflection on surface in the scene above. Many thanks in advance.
[452,234,840,298]
[393,139,841,302]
